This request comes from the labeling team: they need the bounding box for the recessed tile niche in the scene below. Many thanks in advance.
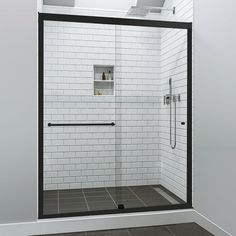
[94,65,114,96]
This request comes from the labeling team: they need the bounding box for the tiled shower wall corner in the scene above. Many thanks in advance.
[159,0,193,201]
[43,22,162,190]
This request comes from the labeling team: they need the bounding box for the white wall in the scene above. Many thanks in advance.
[0,0,37,223]
[194,0,236,235]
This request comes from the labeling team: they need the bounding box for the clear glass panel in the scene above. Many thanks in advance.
[42,19,188,216]
[43,21,117,214]
[113,25,188,209]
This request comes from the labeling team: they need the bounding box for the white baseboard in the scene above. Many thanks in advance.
[0,210,194,236]
[0,209,231,236]
[193,211,232,236]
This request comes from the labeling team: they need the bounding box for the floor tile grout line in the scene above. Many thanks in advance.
[58,196,86,200]
[57,190,59,214]
[127,186,147,207]
[105,187,118,208]
[127,229,132,236]
[82,189,90,211]
[165,226,176,236]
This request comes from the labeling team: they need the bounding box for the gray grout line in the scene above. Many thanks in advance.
[127,186,147,207]
[165,226,176,236]
[82,189,90,211]
[127,229,132,236]
[57,190,60,214]
[105,187,118,208]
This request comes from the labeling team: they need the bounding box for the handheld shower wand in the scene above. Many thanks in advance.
[163,78,181,149]
[169,78,177,149]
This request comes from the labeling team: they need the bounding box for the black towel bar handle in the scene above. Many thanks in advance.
[48,122,115,127]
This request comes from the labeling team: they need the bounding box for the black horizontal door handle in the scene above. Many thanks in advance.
[48,122,115,127]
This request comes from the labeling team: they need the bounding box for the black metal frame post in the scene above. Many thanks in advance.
[38,13,192,219]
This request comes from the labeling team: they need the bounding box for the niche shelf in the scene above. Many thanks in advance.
[94,65,114,96]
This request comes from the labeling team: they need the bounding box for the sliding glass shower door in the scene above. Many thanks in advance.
[113,24,161,209]
[113,25,188,209]
[39,14,191,218]
[43,21,118,214]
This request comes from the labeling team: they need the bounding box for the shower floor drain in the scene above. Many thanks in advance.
[118,204,125,209]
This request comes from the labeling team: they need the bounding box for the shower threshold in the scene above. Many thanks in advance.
[43,185,184,215]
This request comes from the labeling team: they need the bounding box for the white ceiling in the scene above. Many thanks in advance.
[42,0,166,12]
[137,0,165,8]
[75,0,137,11]
[41,0,167,19]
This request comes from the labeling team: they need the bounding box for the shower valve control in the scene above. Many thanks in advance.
[177,94,181,102]
[164,94,171,105]
[164,94,181,105]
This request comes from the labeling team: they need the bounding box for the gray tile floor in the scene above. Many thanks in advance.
[43,185,184,215]
[34,223,213,236]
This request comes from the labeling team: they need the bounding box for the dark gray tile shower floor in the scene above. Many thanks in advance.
[35,223,213,236]
[43,185,183,215]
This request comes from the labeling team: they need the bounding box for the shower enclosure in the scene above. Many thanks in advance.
[39,13,192,218]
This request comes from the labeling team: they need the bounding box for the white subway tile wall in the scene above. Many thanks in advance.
[43,21,162,190]
[114,25,161,187]
[159,0,193,201]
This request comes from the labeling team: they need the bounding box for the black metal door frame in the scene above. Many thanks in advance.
[38,13,192,219]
